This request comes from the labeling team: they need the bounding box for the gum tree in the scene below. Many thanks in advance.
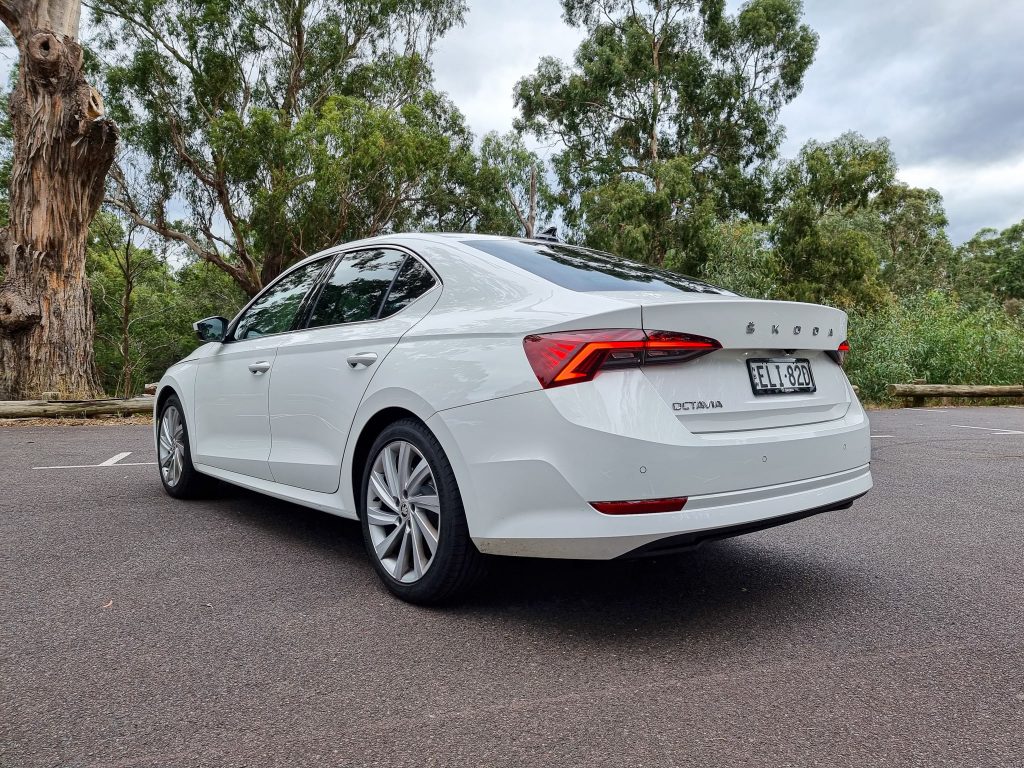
[0,0,117,398]
[516,0,817,271]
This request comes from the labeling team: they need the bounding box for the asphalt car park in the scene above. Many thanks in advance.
[2,407,1022,766]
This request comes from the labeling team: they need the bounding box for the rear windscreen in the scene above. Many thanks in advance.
[462,239,730,294]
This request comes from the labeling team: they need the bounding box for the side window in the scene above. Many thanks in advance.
[233,258,327,340]
[307,249,406,328]
[381,257,436,318]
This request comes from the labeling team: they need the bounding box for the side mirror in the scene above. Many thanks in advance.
[193,316,228,343]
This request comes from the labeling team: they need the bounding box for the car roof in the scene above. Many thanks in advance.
[286,232,546,272]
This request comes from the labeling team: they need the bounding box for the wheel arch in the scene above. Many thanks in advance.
[154,361,200,454]
[349,406,426,516]
[342,389,475,523]
[154,384,181,444]
[155,383,178,415]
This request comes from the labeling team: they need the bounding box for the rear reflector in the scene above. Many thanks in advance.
[591,497,688,515]
[523,329,721,388]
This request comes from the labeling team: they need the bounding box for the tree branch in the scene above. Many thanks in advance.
[504,180,530,234]
[106,166,259,295]
[0,0,28,39]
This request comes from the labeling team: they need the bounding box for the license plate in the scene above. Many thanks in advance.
[747,358,816,395]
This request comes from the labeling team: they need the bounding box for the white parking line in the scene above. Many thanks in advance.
[950,424,1024,436]
[33,451,156,470]
[871,435,895,438]
[98,452,133,466]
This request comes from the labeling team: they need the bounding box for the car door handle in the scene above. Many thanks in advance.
[248,361,272,375]
[347,352,378,369]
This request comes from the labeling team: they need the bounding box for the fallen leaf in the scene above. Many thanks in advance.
[102,600,113,609]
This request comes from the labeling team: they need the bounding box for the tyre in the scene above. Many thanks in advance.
[360,418,485,604]
[157,394,214,499]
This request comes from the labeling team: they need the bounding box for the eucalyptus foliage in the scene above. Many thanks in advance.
[954,222,1024,305]
[91,0,480,295]
[769,132,957,308]
[516,0,817,269]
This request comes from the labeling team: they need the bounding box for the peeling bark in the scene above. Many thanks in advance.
[0,0,117,399]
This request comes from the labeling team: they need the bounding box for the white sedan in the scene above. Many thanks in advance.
[156,233,872,603]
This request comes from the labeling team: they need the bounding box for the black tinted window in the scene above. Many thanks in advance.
[463,239,729,295]
[381,258,436,317]
[308,249,406,327]
[234,258,327,340]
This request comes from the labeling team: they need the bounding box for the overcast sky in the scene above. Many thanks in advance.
[432,0,1024,243]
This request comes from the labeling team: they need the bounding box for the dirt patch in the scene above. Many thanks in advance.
[0,414,154,427]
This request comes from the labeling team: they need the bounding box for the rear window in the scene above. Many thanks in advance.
[462,239,730,295]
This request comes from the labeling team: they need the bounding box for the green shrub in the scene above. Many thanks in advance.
[846,291,1024,402]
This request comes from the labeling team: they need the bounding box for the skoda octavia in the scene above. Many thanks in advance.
[155,234,872,603]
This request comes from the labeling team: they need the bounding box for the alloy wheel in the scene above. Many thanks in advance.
[158,405,186,487]
[366,440,441,583]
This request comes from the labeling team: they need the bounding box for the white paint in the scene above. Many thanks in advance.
[871,435,895,438]
[32,462,156,470]
[33,452,156,470]
[98,452,132,466]
[950,424,1024,436]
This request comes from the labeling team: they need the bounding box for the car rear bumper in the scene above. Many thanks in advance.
[619,492,867,558]
[466,464,871,559]
[429,372,872,560]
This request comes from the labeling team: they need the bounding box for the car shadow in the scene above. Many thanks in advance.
[193,482,368,559]
[195,483,867,641]
[461,538,864,638]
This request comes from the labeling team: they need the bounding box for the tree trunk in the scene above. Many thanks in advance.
[526,165,537,239]
[119,267,132,398]
[0,0,118,399]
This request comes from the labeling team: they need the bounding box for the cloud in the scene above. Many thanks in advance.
[777,0,1024,241]
[431,0,584,147]
[901,155,1024,243]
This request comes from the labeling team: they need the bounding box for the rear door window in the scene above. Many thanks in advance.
[308,249,407,327]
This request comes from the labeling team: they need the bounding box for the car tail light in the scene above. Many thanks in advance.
[523,329,721,389]
[827,340,850,367]
[591,497,689,515]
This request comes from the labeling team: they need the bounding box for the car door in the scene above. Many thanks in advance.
[192,257,330,480]
[267,248,440,493]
